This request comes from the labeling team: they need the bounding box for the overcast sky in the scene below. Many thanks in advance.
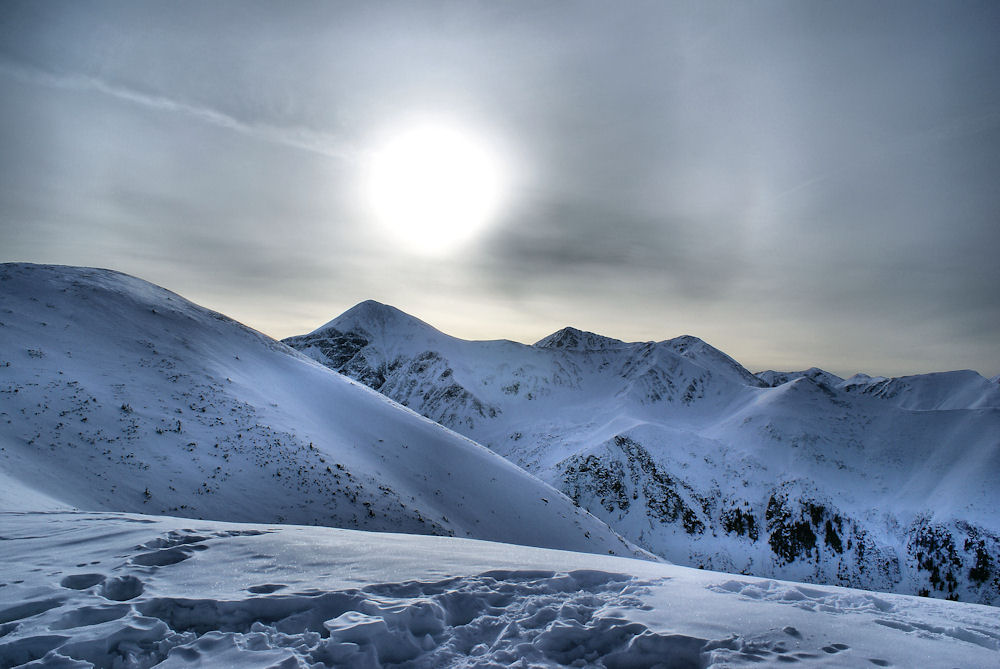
[2,0,998,377]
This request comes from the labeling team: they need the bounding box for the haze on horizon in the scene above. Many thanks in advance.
[1,0,998,378]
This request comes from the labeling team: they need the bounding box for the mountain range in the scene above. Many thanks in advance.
[283,299,1000,604]
[3,262,1000,667]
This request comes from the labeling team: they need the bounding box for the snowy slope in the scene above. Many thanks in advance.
[757,367,845,390]
[0,263,643,558]
[285,302,1000,604]
[2,510,999,668]
[836,369,1000,410]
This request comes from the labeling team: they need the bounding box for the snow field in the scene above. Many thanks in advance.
[2,512,999,668]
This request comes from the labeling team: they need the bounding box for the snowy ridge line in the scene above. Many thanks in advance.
[284,298,1000,604]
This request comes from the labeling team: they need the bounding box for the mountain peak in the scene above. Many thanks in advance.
[534,327,627,351]
[311,300,433,337]
[663,335,766,387]
[339,299,408,322]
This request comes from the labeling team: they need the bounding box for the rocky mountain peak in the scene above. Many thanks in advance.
[534,326,628,351]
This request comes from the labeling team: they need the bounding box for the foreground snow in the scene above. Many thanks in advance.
[2,511,998,668]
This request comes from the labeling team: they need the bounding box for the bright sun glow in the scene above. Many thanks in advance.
[365,122,506,254]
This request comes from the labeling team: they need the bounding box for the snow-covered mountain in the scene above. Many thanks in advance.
[756,367,845,390]
[759,368,1000,411]
[3,266,999,667]
[285,301,1000,604]
[836,369,1000,410]
[0,263,643,558]
[3,510,998,668]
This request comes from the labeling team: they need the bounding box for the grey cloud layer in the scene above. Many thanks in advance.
[1,0,998,376]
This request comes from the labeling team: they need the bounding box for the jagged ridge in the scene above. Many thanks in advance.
[284,300,1000,604]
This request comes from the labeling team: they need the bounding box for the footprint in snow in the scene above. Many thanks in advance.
[50,604,130,630]
[59,573,105,590]
[132,546,205,567]
[101,575,143,601]
[246,584,286,594]
[0,598,65,625]
[874,617,999,651]
[709,578,895,614]
[129,528,268,569]
[821,642,850,654]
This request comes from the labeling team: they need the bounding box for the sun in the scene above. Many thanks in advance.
[364,122,506,254]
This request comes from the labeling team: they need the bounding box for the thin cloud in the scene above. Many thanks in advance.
[0,58,357,162]
[772,106,1000,205]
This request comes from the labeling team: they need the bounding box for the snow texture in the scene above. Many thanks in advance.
[2,511,999,668]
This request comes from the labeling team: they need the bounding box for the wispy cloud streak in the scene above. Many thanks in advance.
[0,58,357,161]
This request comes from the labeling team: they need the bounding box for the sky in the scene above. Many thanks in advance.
[1,0,998,378]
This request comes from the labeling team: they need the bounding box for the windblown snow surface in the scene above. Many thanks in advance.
[2,511,999,668]
[284,302,1000,604]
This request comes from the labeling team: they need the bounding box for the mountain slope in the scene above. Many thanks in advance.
[285,301,1000,604]
[0,263,644,558]
[837,369,1000,410]
[757,367,845,389]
